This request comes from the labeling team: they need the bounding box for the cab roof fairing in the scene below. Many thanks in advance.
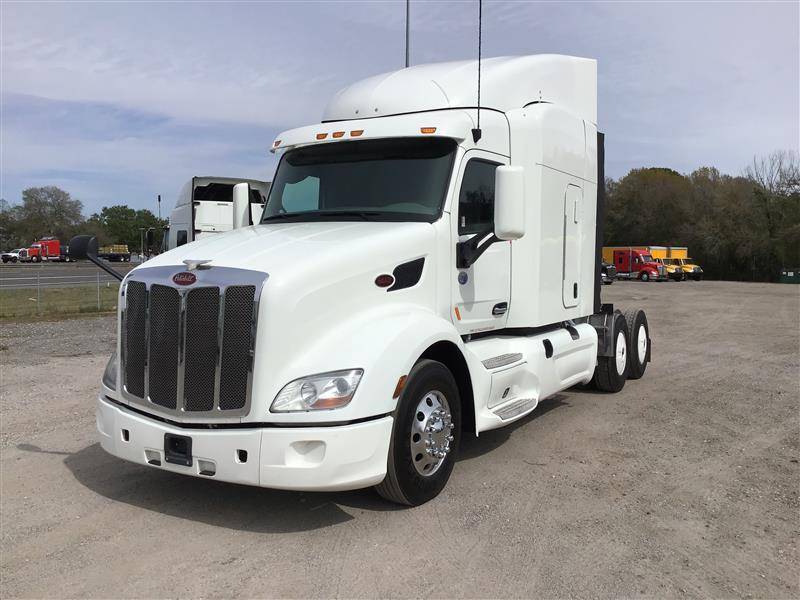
[323,54,597,125]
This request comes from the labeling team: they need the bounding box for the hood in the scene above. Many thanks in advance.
[141,221,436,285]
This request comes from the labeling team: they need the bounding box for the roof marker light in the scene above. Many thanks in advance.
[332,131,345,138]
[420,127,437,134]
[350,130,364,137]
[316,133,328,140]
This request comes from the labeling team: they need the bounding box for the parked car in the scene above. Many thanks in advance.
[1,248,23,263]
[601,261,616,284]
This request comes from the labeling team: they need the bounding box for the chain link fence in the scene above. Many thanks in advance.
[0,267,124,319]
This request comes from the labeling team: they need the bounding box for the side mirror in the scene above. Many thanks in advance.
[494,166,525,240]
[67,235,98,260]
[67,235,124,282]
[232,182,251,229]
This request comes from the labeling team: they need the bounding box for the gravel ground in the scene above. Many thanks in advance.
[1,281,798,598]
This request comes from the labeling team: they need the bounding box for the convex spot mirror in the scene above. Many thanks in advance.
[494,165,525,240]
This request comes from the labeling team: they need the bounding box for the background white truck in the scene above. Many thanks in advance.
[74,54,651,506]
[161,176,271,251]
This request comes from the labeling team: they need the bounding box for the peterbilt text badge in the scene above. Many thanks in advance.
[172,272,197,285]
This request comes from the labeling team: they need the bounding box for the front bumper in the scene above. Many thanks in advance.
[96,396,393,492]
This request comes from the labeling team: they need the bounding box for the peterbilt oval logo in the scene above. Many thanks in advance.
[172,272,196,286]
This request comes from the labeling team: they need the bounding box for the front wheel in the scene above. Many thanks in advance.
[640,271,650,282]
[375,359,461,506]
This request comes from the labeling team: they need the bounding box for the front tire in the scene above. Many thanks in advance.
[375,359,461,506]
[640,272,650,282]
[592,311,629,392]
[623,308,650,379]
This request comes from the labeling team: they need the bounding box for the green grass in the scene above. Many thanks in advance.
[0,284,120,319]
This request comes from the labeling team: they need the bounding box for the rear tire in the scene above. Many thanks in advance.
[592,312,629,392]
[623,308,649,379]
[375,359,461,506]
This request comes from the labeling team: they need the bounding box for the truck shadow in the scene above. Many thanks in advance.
[20,395,571,533]
[457,395,569,461]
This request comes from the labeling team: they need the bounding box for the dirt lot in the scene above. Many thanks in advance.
[1,281,798,598]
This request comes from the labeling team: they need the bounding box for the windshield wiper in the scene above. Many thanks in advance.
[314,210,382,221]
[263,210,382,223]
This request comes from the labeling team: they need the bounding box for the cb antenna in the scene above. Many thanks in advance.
[405,0,410,68]
[472,0,483,143]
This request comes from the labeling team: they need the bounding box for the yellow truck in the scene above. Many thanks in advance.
[644,246,685,281]
[667,247,704,281]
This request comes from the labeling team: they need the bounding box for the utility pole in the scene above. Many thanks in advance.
[157,194,161,220]
[405,0,410,68]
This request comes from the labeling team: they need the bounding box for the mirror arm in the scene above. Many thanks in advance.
[456,231,499,269]
[87,255,125,282]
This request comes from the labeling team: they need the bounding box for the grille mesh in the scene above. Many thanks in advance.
[148,284,181,409]
[219,285,255,410]
[183,287,220,411]
[124,281,147,397]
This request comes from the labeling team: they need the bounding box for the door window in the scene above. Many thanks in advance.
[458,159,499,235]
[177,230,188,247]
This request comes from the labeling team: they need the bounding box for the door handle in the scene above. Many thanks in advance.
[492,302,508,316]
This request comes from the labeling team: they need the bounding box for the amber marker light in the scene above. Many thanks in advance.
[272,140,281,148]
[316,133,328,140]
[454,306,462,321]
[393,375,408,399]
[420,127,437,134]
[332,131,345,138]
[350,130,364,137]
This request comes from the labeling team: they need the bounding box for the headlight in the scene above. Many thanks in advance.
[102,351,117,390]
[271,369,363,412]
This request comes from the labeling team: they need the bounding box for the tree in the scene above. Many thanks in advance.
[89,206,167,252]
[14,187,85,243]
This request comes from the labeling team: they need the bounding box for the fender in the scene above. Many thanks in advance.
[247,304,469,424]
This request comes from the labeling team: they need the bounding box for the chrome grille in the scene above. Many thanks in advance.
[183,287,220,411]
[124,281,147,398]
[148,285,181,409]
[219,285,255,410]
[121,266,265,421]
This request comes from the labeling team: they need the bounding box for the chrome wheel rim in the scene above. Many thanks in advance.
[637,324,647,363]
[615,331,627,375]
[410,390,454,476]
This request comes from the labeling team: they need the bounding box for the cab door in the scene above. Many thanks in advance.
[452,151,511,335]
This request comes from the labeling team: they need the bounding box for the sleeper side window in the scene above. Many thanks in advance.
[458,159,498,235]
[177,230,188,247]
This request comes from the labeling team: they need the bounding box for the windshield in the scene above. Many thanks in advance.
[262,138,457,223]
[640,254,653,262]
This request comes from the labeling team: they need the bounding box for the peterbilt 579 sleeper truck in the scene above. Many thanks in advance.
[74,55,652,506]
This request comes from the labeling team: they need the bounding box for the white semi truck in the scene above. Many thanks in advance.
[161,176,271,252]
[75,55,651,506]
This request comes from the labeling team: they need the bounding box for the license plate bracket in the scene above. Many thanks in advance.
[164,433,193,466]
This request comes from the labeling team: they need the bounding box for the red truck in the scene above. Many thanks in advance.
[23,237,71,263]
[602,246,667,282]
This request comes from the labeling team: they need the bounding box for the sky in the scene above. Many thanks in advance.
[2,1,798,216]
